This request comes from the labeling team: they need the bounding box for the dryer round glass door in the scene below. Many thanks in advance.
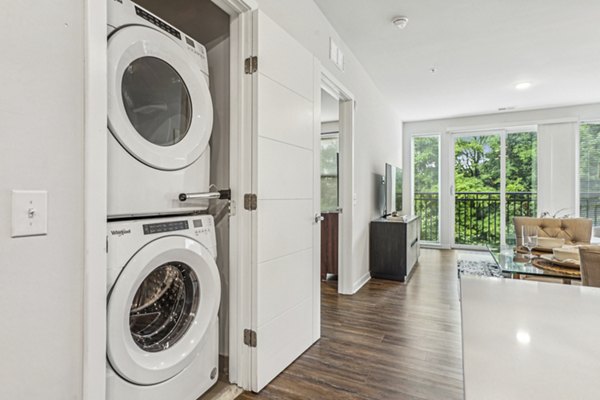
[108,25,213,171]
[107,236,220,385]
[121,56,192,147]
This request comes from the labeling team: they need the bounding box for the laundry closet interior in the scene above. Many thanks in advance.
[98,0,325,396]
[105,0,236,398]
[134,0,234,365]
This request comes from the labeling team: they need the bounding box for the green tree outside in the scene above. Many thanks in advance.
[413,132,537,247]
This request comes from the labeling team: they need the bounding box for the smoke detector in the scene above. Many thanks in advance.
[393,16,409,29]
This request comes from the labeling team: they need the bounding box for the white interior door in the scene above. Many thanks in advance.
[249,10,320,392]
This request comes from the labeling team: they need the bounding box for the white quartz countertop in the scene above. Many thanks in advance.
[460,276,600,400]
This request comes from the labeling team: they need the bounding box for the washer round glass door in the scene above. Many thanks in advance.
[108,25,213,171]
[107,236,220,385]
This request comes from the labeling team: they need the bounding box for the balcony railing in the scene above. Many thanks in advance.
[580,192,600,225]
[414,191,537,245]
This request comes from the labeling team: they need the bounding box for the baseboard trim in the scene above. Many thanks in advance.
[352,272,371,294]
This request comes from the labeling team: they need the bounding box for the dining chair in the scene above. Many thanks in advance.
[578,246,600,288]
[514,217,593,245]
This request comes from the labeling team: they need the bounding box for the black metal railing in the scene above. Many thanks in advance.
[414,191,537,245]
[414,192,439,242]
[581,192,600,225]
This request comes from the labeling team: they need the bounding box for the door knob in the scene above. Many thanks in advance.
[315,214,325,223]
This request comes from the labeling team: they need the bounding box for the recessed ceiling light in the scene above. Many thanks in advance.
[515,82,532,90]
[516,330,531,345]
[393,16,409,29]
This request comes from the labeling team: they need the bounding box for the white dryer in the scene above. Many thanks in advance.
[108,0,214,218]
[106,215,220,400]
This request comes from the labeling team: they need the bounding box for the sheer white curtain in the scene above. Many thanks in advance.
[537,122,578,217]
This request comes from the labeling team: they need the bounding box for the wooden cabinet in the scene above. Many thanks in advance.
[369,216,420,282]
[321,212,339,279]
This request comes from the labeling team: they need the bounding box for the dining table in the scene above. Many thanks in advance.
[488,245,581,284]
[460,276,600,399]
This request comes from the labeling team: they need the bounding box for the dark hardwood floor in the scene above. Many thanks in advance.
[236,249,464,400]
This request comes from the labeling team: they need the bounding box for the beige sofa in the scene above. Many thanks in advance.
[514,217,593,245]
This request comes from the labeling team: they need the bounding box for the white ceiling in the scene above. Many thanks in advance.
[314,0,600,121]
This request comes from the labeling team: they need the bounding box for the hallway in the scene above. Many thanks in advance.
[237,249,464,399]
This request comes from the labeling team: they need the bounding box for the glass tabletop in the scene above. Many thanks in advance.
[487,246,581,280]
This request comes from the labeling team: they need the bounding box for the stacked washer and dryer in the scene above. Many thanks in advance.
[106,1,221,399]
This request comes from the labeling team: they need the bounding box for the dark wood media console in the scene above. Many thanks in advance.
[369,216,420,282]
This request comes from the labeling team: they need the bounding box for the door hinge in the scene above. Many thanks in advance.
[244,329,257,347]
[245,56,258,74]
[244,193,257,211]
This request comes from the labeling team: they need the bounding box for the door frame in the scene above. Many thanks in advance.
[83,0,107,399]
[220,0,256,391]
[320,67,355,295]
[82,0,258,398]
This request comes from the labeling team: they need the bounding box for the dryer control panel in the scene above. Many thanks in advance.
[143,220,188,235]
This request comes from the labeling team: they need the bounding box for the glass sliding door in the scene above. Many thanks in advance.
[412,136,440,243]
[452,130,538,249]
[579,122,600,224]
[505,131,537,245]
[453,133,502,247]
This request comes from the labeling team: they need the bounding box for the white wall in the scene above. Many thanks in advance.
[255,0,403,291]
[0,1,84,399]
[404,103,600,247]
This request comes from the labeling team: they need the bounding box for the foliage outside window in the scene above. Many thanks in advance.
[321,136,339,212]
[413,136,440,242]
[505,132,537,244]
[580,123,600,225]
[453,132,537,247]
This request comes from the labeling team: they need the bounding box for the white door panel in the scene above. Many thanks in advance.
[255,298,313,389]
[257,137,313,200]
[258,75,313,150]
[256,13,314,102]
[250,10,319,392]
[257,199,312,263]
[257,249,313,326]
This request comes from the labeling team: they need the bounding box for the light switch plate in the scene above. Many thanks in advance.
[12,190,48,238]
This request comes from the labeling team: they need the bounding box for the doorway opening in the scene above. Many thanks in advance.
[320,69,355,295]
[320,89,340,284]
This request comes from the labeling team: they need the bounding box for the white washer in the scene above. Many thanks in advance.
[106,215,220,400]
[108,0,213,218]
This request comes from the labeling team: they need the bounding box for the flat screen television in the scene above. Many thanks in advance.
[384,163,403,216]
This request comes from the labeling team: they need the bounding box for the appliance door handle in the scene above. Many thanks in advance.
[179,191,221,202]
[179,189,231,202]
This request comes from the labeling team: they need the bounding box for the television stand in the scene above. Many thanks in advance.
[369,216,420,282]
